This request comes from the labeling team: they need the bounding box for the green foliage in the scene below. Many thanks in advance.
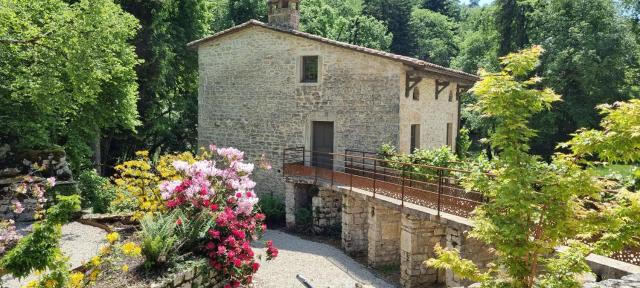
[420,0,461,19]
[456,127,472,158]
[409,8,458,66]
[529,0,637,157]
[140,213,182,268]
[428,47,606,288]
[258,195,286,224]
[451,5,500,73]
[172,209,216,253]
[108,0,211,169]
[0,195,81,278]
[78,170,115,213]
[363,0,413,55]
[294,207,314,234]
[228,0,266,24]
[0,0,141,171]
[425,244,491,283]
[300,0,392,50]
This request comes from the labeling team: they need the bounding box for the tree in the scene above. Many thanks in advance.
[426,46,640,288]
[494,0,532,56]
[451,5,499,73]
[530,0,635,157]
[420,0,461,19]
[300,0,392,50]
[228,0,267,24]
[0,0,140,170]
[107,0,212,172]
[409,8,458,66]
[363,0,413,55]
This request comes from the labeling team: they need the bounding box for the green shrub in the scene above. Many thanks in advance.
[0,195,81,278]
[258,195,285,224]
[172,209,215,253]
[294,208,313,234]
[140,213,182,269]
[78,169,115,213]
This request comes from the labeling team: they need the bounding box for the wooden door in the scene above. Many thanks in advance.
[312,121,334,169]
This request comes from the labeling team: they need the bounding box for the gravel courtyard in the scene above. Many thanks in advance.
[252,230,396,288]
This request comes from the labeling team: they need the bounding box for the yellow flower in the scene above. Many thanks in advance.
[135,150,149,157]
[69,272,84,288]
[45,279,57,288]
[89,269,101,281]
[98,245,111,255]
[105,232,120,244]
[121,264,129,272]
[121,242,142,256]
[90,256,101,267]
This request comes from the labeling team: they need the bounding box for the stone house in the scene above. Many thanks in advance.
[188,0,478,198]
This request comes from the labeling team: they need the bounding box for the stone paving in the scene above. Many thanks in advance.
[252,230,397,288]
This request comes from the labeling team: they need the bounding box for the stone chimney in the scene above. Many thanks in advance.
[267,0,300,30]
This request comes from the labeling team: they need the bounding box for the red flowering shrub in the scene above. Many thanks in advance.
[159,146,278,286]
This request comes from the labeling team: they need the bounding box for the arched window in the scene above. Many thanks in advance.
[412,87,420,100]
[281,0,289,8]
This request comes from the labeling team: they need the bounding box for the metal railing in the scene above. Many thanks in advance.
[282,147,484,218]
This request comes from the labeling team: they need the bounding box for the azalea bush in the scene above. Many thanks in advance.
[155,145,277,287]
[0,175,55,256]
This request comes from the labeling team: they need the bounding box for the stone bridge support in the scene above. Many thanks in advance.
[367,202,401,267]
[400,212,446,288]
[311,187,342,233]
[341,192,369,256]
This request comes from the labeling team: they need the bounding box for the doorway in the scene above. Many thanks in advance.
[311,121,334,169]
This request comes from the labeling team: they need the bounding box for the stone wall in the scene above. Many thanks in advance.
[399,78,460,153]
[150,261,223,288]
[367,202,401,267]
[197,26,406,198]
[400,213,446,288]
[342,193,369,256]
[311,187,341,233]
[585,274,640,287]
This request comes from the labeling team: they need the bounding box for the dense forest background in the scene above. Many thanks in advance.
[2,0,639,173]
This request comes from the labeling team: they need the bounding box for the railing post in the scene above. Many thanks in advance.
[437,170,443,217]
[401,164,405,208]
[314,152,318,185]
[373,159,377,198]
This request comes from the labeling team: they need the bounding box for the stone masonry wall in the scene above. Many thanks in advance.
[311,187,341,233]
[197,26,404,199]
[150,261,223,288]
[399,80,460,153]
[400,213,446,288]
[341,193,369,256]
[367,202,401,267]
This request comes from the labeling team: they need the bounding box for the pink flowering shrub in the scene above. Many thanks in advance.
[160,146,278,287]
[0,176,55,256]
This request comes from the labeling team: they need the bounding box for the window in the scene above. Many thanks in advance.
[446,123,453,148]
[410,124,420,153]
[301,56,319,83]
[413,87,420,100]
[448,90,453,102]
[281,0,289,8]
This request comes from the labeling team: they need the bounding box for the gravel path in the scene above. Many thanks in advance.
[252,230,396,288]
[2,221,106,288]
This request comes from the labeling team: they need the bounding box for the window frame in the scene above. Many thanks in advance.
[300,55,320,84]
[410,124,420,153]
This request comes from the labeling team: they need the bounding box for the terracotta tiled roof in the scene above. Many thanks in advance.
[187,20,479,82]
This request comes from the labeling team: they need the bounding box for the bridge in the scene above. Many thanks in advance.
[281,147,640,287]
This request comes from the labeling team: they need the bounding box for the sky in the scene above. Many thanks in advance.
[460,0,494,6]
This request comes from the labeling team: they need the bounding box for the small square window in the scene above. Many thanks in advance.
[301,56,319,83]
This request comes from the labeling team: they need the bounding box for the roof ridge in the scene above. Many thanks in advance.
[187,20,479,82]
